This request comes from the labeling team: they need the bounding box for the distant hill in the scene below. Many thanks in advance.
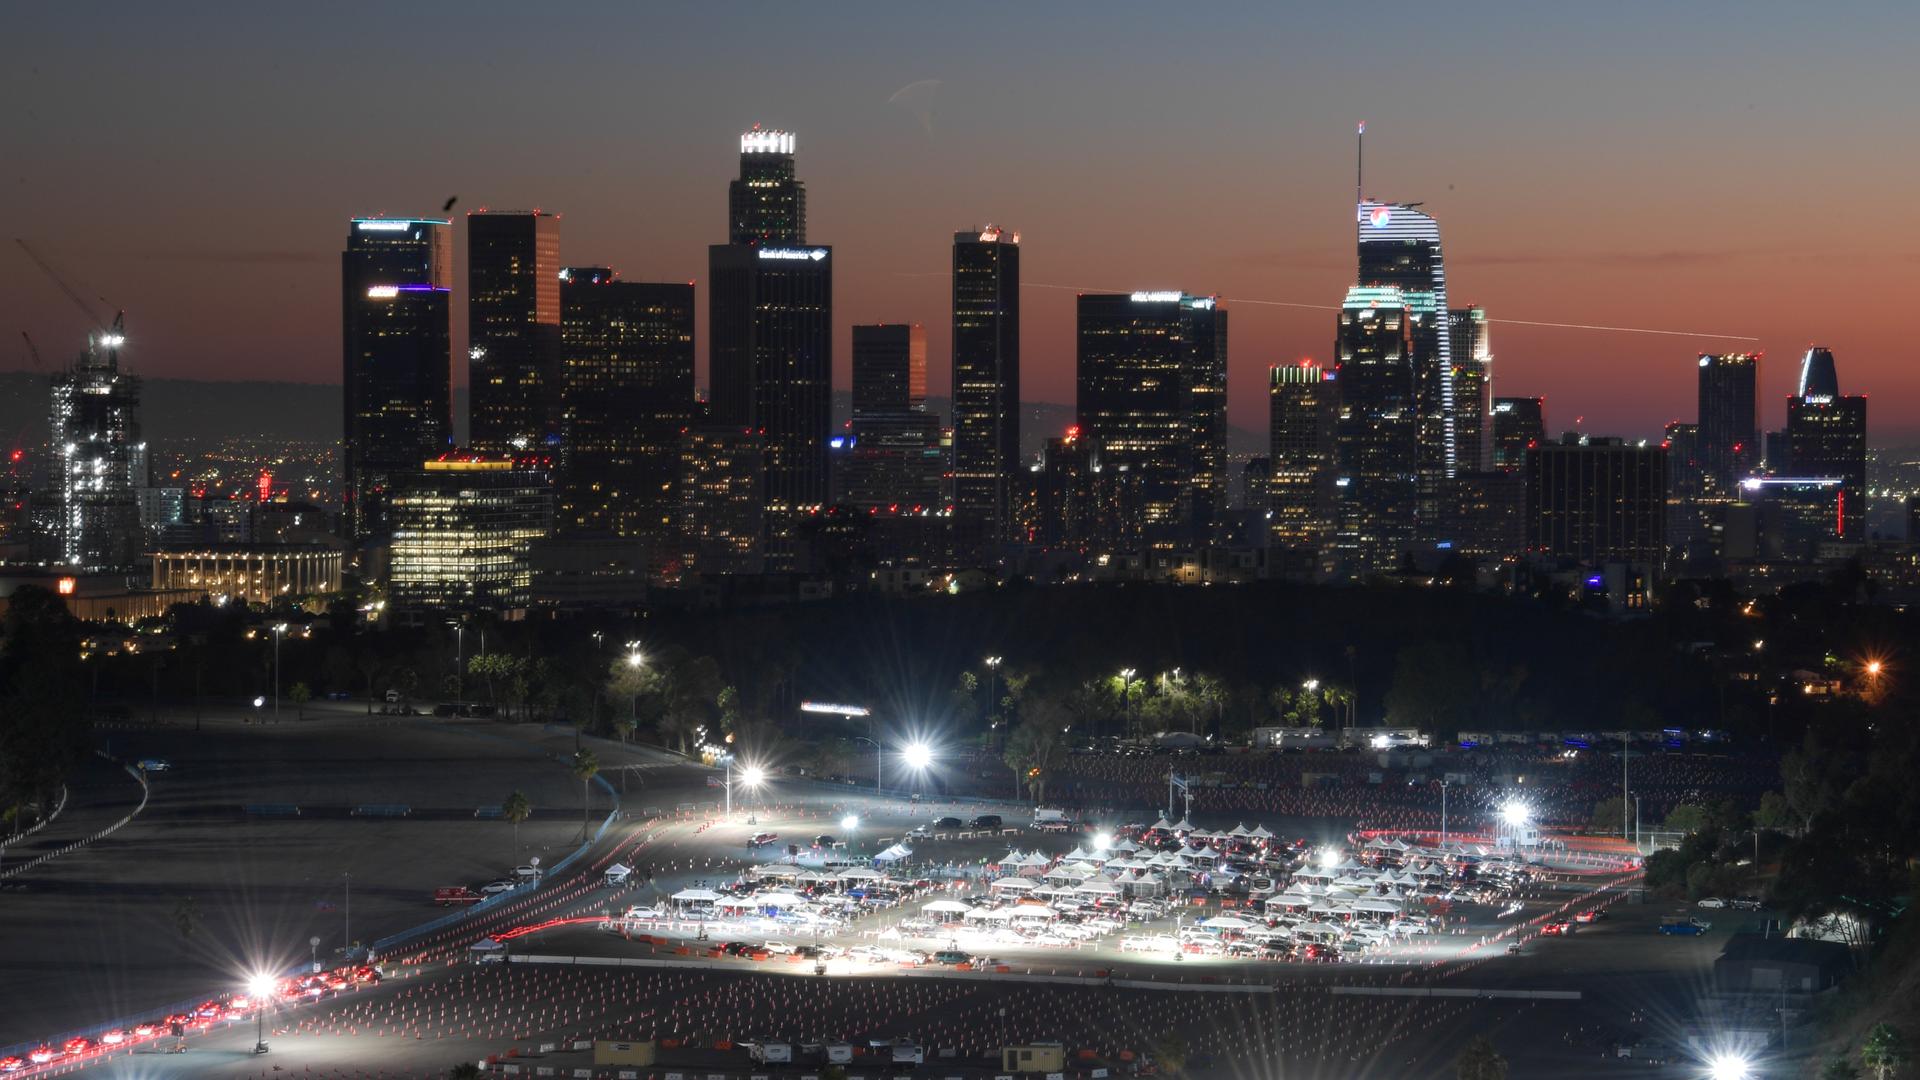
[0,372,1260,457]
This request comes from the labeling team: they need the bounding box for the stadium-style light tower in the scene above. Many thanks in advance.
[738,763,766,823]
[1706,1052,1754,1080]
[246,971,276,1053]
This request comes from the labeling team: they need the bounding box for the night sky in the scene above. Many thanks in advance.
[4,3,1916,440]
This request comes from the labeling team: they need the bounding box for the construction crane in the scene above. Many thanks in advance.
[19,331,43,370]
[14,238,114,333]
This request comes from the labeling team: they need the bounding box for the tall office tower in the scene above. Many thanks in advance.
[1448,307,1493,472]
[730,127,805,244]
[839,325,944,510]
[677,427,765,576]
[1491,397,1545,472]
[1331,286,1418,576]
[41,322,143,568]
[1696,352,1759,494]
[1075,291,1228,543]
[709,128,831,567]
[1525,434,1668,577]
[1663,420,1714,559]
[342,216,453,540]
[1786,346,1867,540]
[1019,427,1144,552]
[468,210,562,454]
[1267,362,1337,554]
[388,451,554,617]
[951,226,1022,541]
[1357,201,1451,534]
[557,267,695,538]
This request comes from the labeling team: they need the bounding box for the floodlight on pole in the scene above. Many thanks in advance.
[1500,801,1531,828]
[740,765,765,788]
[903,742,934,771]
[246,971,276,1053]
[1093,832,1113,853]
[1317,847,1341,869]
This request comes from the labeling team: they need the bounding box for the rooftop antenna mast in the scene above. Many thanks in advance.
[1356,121,1365,208]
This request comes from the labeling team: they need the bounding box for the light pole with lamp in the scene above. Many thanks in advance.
[984,656,1003,744]
[903,741,934,799]
[738,765,765,824]
[1437,779,1450,848]
[451,622,465,702]
[271,623,287,722]
[851,736,881,796]
[1119,668,1136,740]
[842,814,859,856]
[246,972,276,1054]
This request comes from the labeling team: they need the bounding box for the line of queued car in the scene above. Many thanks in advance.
[0,966,381,1073]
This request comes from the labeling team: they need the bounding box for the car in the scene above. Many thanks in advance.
[26,1048,56,1065]
[100,1030,127,1045]
[1541,921,1573,936]
[846,945,887,963]
[62,1038,95,1056]
[970,815,1003,830]
[932,949,972,965]
[137,758,171,772]
[625,904,668,920]
[813,834,837,848]
[0,1056,24,1073]
[761,941,797,955]
[1574,909,1606,923]
[1730,896,1764,911]
[1658,919,1708,936]
[479,880,516,895]
[1696,897,1727,909]
[748,831,779,847]
[931,816,964,830]
[511,864,541,880]
[132,1023,161,1038]
[1505,942,1524,955]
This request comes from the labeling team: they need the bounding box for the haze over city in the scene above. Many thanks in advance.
[6,3,1917,437]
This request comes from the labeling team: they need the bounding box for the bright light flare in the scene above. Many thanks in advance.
[902,742,934,771]
[1501,802,1531,827]
[739,765,765,788]
[1706,1052,1753,1080]
[245,972,277,1001]
[1093,832,1113,852]
[1866,659,1884,676]
[841,814,859,831]
[1316,847,1341,869]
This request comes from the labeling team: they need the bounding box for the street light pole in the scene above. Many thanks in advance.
[272,624,286,722]
[1622,734,1630,842]
[1119,668,1136,741]
[453,624,464,702]
[1438,779,1450,848]
[343,871,351,954]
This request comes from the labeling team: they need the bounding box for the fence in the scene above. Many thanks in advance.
[0,759,148,882]
[0,783,66,849]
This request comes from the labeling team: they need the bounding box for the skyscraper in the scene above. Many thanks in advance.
[1267,362,1337,555]
[388,451,554,618]
[557,267,695,538]
[1697,352,1759,494]
[730,126,805,245]
[1491,397,1545,472]
[1357,201,1452,530]
[1332,286,1418,575]
[341,216,452,540]
[709,128,831,567]
[1525,434,1668,580]
[468,210,561,454]
[677,427,765,576]
[1075,292,1227,542]
[1448,307,1493,472]
[839,325,944,511]
[1785,346,1867,540]
[42,320,143,568]
[951,226,1021,542]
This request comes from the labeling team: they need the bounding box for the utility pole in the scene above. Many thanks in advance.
[1622,735,1630,842]
[1439,780,1451,848]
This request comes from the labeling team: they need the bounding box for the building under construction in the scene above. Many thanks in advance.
[35,317,145,570]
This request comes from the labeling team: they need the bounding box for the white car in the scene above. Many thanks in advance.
[1696,897,1727,909]
[479,880,516,895]
[511,865,541,880]
[624,905,668,920]
[846,945,888,963]
[760,941,797,955]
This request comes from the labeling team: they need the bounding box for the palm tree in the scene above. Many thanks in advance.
[571,750,600,841]
[1454,1035,1508,1080]
[1863,1024,1908,1080]
[502,789,532,853]
[289,682,311,721]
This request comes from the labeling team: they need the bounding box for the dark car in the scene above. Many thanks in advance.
[932,817,964,830]
[970,814,1003,830]
[813,835,837,848]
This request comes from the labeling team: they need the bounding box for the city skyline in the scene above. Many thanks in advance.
[6,5,1916,442]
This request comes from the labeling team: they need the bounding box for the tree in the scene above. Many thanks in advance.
[1753,791,1796,832]
[1003,706,1067,803]
[1664,804,1711,835]
[502,789,532,854]
[1821,1055,1862,1080]
[353,649,384,715]
[606,657,649,736]
[1454,1035,1508,1080]
[1383,640,1477,737]
[950,671,979,727]
[571,750,600,841]
[1590,796,1627,836]
[1862,1023,1908,1080]
[289,682,311,721]
[1148,1033,1189,1080]
[172,895,201,940]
